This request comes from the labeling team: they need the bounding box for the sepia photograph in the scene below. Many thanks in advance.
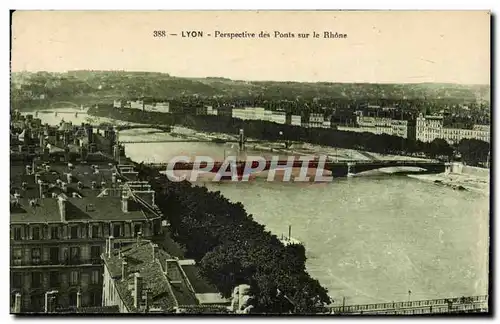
[9,10,491,315]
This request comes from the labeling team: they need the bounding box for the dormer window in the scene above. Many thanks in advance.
[32,227,40,240]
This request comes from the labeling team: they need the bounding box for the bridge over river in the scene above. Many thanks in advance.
[328,295,488,315]
[146,158,447,177]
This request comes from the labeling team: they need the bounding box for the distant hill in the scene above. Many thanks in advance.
[10,71,490,110]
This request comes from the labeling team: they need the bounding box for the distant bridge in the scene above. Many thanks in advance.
[113,124,172,132]
[50,101,81,109]
[327,295,488,315]
[36,110,87,118]
[120,138,271,144]
[146,158,446,177]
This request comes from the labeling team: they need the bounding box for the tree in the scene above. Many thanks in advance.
[457,139,490,166]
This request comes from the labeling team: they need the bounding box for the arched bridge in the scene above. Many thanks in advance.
[50,101,82,109]
[147,159,447,177]
[113,124,172,132]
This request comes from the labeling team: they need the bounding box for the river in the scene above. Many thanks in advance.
[28,109,490,305]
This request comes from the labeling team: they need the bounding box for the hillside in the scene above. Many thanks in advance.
[10,71,490,110]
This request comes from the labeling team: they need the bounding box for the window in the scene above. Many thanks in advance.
[70,226,79,239]
[89,291,101,307]
[49,271,59,287]
[134,224,142,236]
[32,227,40,240]
[12,248,23,266]
[70,247,80,263]
[31,248,41,265]
[69,292,78,307]
[49,247,59,264]
[30,294,44,312]
[113,224,121,237]
[91,225,100,238]
[69,271,79,286]
[13,228,21,240]
[90,246,101,261]
[31,272,42,288]
[91,270,100,285]
[50,227,59,239]
[12,273,22,288]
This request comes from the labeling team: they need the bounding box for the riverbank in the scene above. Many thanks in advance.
[408,172,489,195]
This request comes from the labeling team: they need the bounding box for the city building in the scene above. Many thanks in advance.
[415,114,490,144]
[10,157,163,313]
[154,102,170,113]
[101,238,230,313]
[308,113,324,128]
[416,114,444,143]
[128,100,144,110]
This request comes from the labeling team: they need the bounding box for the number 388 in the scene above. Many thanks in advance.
[153,30,166,37]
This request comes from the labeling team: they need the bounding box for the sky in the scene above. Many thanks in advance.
[11,10,491,84]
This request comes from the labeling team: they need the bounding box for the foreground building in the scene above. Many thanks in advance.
[101,238,231,313]
[10,156,163,313]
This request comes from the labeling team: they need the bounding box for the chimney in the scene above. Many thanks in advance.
[121,261,127,281]
[145,289,151,313]
[107,236,114,257]
[76,290,82,308]
[152,244,158,260]
[136,232,142,246]
[133,273,143,309]
[63,132,70,146]
[121,195,129,213]
[113,145,121,162]
[13,293,21,313]
[43,147,50,161]
[58,196,66,221]
[38,180,44,199]
[64,146,70,162]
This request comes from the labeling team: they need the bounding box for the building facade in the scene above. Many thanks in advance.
[416,114,490,144]
[10,159,163,313]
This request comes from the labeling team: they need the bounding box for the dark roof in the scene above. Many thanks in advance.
[181,265,220,294]
[10,161,160,224]
[102,241,200,313]
[10,198,61,223]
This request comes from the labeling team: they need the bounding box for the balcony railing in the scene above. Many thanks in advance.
[11,258,102,267]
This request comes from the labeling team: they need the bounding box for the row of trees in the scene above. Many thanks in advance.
[136,166,331,314]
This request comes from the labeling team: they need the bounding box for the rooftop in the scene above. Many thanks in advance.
[10,162,160,224]
[102,240,202,313]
